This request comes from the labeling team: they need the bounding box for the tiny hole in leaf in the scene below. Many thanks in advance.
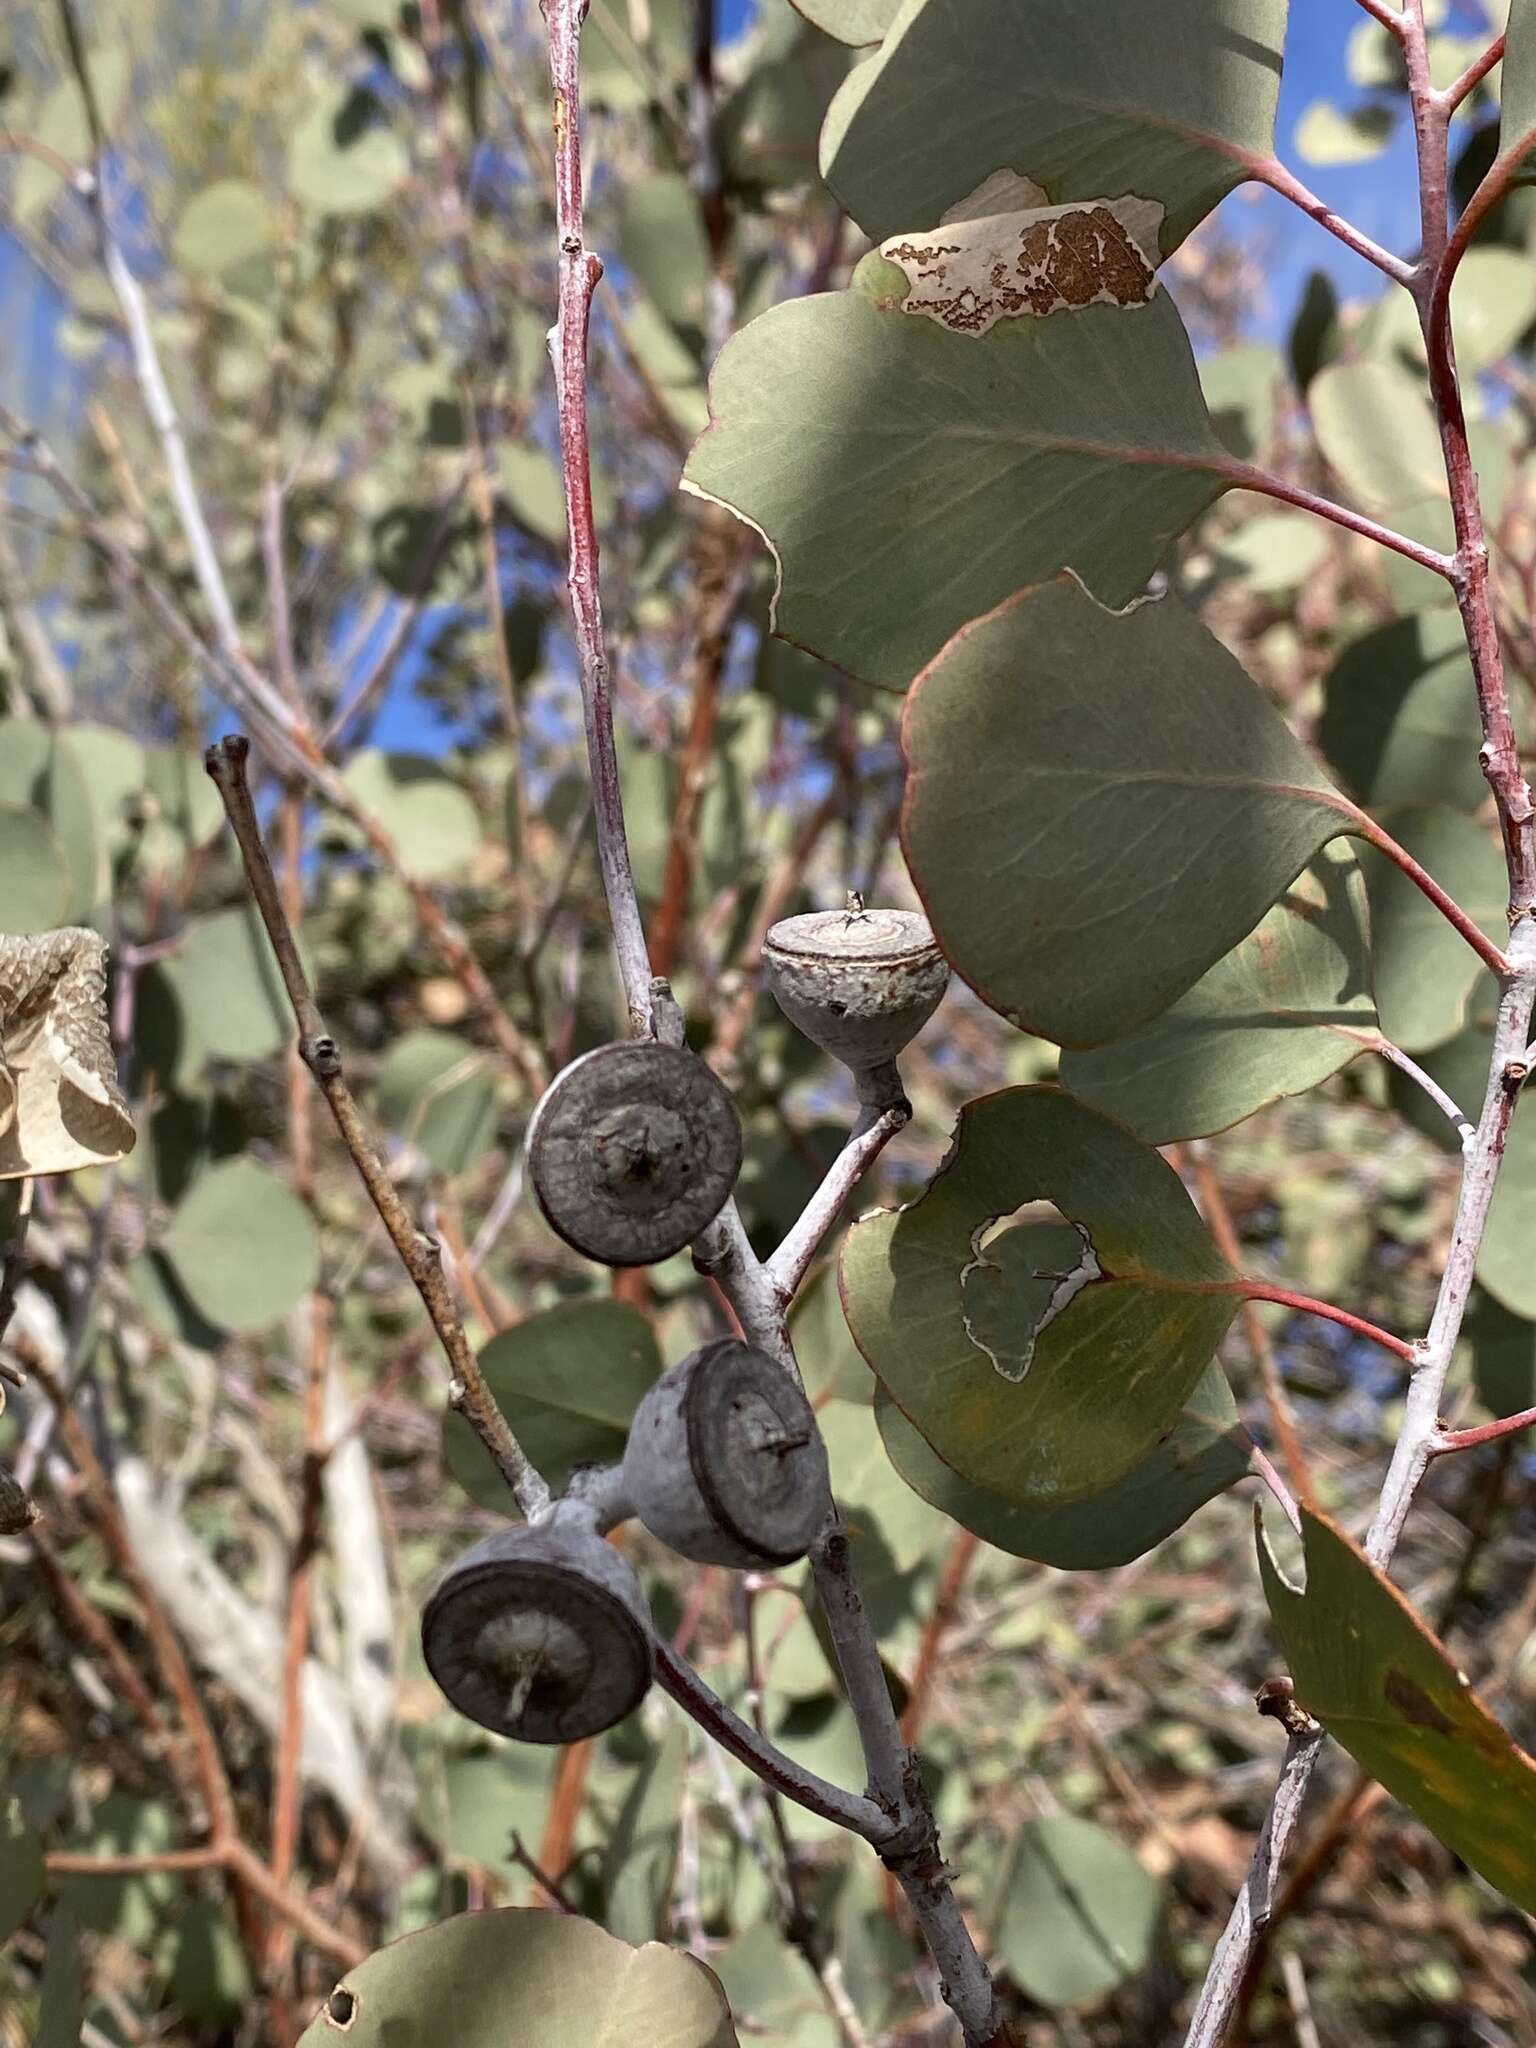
[325,1986,359,2031]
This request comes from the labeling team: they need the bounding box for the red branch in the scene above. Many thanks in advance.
[1231,1281,1419,1364]
[1432,1403,1536,1456]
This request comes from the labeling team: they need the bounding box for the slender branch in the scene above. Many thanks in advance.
[545,0,654,1037]
[1431,1403,1536,1455]
[1347,810,1512,977]
[1369,1032,1476,1147]
[694,1200,1010,2048]
[1229,1280,1419,1364]
[204,735,551,1521]
[1442,33,1504,112]
[1187,11,1536,2027]
[767,1105,909,1302]
[1230,466,1453,577]
[1353,0,1407,35]
[1242,156,1415,287]
[654,1639,895,1843]
[42,1843,363,1968]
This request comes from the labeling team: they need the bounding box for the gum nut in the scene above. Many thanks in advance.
[528,1040,742,1266]
[421,1511,653,1742]
[623,1338,831,1568]
[761,908,949,1071]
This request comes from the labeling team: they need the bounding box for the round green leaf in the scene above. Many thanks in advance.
[1199,342,1283,461]
[840,1087,1237,1508]
[1363,806,1507,1053]
[901,577,1352,1046]
[0,801,72,934]
[619,175,713,333]
[0,1796,43,1943]
[167,904,291,1064]
[65,724,147,866]
[295,1910,738,2048]
[684,284,1232,690]
[991,1815,1162,2007]
[1447,249,1536,371]
[1467,1288,1536,1419]
[1481,1083,1536,1319]
[167,1898,254,2022]
[713,1924,839,2045]
[174,180,275,277]
[0,720,96,918]
[1213,511,1329,594]
[146,746,225,851]
[876,1361,1247,1568]
[819,1398,948,1572]
[161,1158,320,1332]
[342,751,481,881]
[1294,100,1393,165]
[375,1028,498,1175]
[1060,846,1375,1142]
[443,1300,663,1506]
[420,1750,555,1872]
[1319,613,1486,812]
[819,0,1285,249]
[790,0,899,44]
[289,92,409,217]
[1261,1506,1536,1915]
[1311,359,1447,510]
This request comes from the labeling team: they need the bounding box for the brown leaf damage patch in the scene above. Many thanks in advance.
[879,172,1165,338]
[1385,1666,1455,1738]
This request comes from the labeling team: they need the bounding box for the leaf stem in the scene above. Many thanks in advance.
[1368,1033,1476,1147]
[1248,1442,1303,1536]
[1442,33,1504,112]
[1347,810,1512,977]
[1430,1403,1536,1456]
[1245,154,1415,286]
[1229,1281,1419,1363]
[1230,466,1454,578]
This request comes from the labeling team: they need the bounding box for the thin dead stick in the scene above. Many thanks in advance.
[45,1847,364,1970]
[204,734,551,1522]
[1190,1149,1313,1502]
[546,0,655,1037]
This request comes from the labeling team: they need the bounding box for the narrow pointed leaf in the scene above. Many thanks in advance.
[875,1364,1249,1568]
[818,0,1287,247]
[1260,1506,1536,1914]
[297,1911,738,2047]
[1060,845,1374,1140]
[901,577,1354,1046]
[683,278,1233,689]
[839,1087,1237,1508]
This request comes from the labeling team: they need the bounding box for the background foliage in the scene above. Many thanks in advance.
[0,0,1534,2043]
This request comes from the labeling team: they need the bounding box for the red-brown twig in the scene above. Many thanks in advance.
[546,0,655,1036]
[1430,1403,1536,1455]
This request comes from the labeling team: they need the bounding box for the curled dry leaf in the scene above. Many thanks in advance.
[0,929,135,1179]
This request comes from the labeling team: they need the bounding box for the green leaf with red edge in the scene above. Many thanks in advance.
[1259,1505,1536,1914]
[900,576,1356,1047]
[838,1086,1238,1509]
[682,271,1235,691]
[817,0,1288,248]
